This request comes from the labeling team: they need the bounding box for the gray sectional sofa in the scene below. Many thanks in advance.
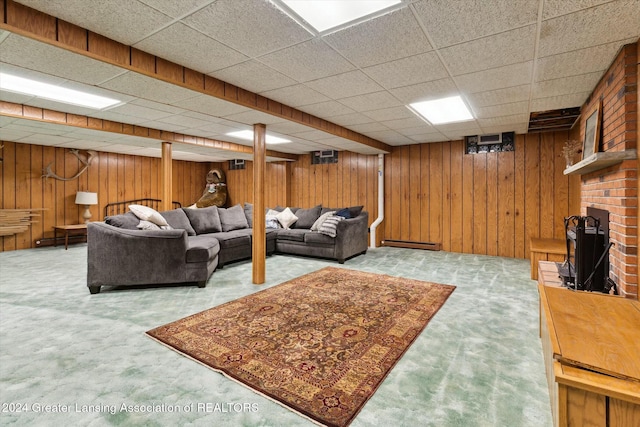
[86,203,368,294]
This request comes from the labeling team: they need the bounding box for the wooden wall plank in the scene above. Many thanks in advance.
[429,143,443,245]
[540,132,555,239]
[450,141,464,253]
[2,142,17,251]
[473,153,487,254]
[410,144,422,241]
[486,152,498,256]
[514,135,526,258]
[497,151,515,257]
[524,133,541,259]
[398,146,410,241]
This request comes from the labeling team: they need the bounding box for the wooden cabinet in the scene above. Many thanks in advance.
[537,270,640,426]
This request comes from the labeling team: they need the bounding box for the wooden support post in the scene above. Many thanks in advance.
[252,124,266,285]
[161,142,172,212]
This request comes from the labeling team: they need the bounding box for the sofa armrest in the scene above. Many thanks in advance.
[87,222,189,288]
[334,212,369,262]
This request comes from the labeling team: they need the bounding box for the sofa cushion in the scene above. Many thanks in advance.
[311,210,336,231]
[335,207,352,219]
[276,207,298,229]
[276,229,307,242]
[129,204,169,226]
[293,204,322,229]
[219,204,249,232]
[304,231,336,245]
[183,206,222,234]
[186,236,220,263]
[212,231,251,249]
[161,209,196,236]
[105,212,139,229]
[348,205,364,218]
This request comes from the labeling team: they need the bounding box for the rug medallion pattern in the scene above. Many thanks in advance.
[146,267,455,427]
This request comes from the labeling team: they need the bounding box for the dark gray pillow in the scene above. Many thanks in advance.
[161,209,196,236]
[105,212,139,229]
[244,202,253,228]
[293,204,322,229]
[182,206,222,234]
[219,204,249,232]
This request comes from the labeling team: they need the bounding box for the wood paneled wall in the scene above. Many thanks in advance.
[1,141,210,251]
[215,160,290,209]
[383,132,581,259]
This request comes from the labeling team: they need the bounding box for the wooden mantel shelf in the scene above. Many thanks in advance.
[564,150,637,175]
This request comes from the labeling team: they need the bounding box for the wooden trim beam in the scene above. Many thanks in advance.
[252,124,266,285]
[0,0,391,154]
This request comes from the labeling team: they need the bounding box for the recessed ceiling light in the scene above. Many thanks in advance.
[408,96,474,125]
[0,73,121,109]
[274,0,402,33]
[226,130,291,145]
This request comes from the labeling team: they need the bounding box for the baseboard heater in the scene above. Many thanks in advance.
[382,240,441,251]
[34,235,87,247]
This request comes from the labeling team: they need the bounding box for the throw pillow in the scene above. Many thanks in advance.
[348,205,364,218]
[293,204,322,229]
[182,206,222,234]
[244,202,253,228]
[160,209,196,236]
[129,204,169,226]
[276,207,298,229]
[218,204,249,232]
[311,210,336,231]
[105,212,139,229]
[335,207,352,219]
[318,214,344,238]
[266,215,280,229]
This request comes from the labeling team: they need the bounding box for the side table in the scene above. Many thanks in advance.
[53,224,88,250]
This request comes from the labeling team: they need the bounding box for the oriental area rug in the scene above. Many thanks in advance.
[146,267,455,427]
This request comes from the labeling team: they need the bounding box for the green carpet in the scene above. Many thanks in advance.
[0,246,551,426]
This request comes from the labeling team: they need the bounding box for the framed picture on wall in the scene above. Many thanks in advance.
[582,100,601,160]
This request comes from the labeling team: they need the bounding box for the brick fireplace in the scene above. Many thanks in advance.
[572,40,638,299]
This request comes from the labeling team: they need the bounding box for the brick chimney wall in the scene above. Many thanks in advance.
[578,41,638,298]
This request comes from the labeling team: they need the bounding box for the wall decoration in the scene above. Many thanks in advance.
[465,132,515,154]
[42,149,98,181]
[582,101,601,160]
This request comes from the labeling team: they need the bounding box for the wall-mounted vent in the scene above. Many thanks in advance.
[229,159,246,170]
[312,150,338,164]
[478,133,502,145]
[465,132,514,154]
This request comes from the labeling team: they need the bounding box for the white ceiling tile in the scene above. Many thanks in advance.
[380,117,430,131]
[212,60,297,93]
[389,78,458,104]
[183,0,312,57]
[305,70,383,100]
[440,25,537,76]
[530,92,591,111]
[481,123,529,135]
[542,0,617,20]
[347,122,390,133]
[477,114,530,128]
[413,0,539,47]
[412,133,449,143]
[338,91,402,112]
[156,114,213,129]
[324,7,432,68]
[259,39,356,82]
[363,51,449,90]
[137,120,188,133]
[456,61,533,94]
[433,121,482,133]
[363,106,414,122]
[538,1,640,57]
[472,101,529,119]
[223,110,286,126]
[0,34,126,85]
[134,23,248,74]
[88,110,148,125]
[298,101,356,118]
[129,99,186,115]
[0,90,33,105]
[100,102,175,121]
[532,72,602,99]
[466,85,531,108]
[100,71,199,104]
[170,94,250,116]
[138,0,214,18]
[260,84,330,107]
[361,129,414,145]
[17,133,77,145]
[266,121,313,135]
[326,113,378,127]
[535,39,636,81]
[15,0,174,45]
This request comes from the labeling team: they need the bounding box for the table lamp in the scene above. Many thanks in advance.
[75,191,98,223]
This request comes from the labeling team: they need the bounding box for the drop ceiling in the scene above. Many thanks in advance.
[1,0,638,162]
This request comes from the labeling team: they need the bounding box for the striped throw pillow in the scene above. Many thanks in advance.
[318,215,344,238]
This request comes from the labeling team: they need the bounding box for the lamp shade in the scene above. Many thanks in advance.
[75,191,98,205]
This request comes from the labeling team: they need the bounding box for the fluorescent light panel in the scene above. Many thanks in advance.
[0,73,120,109]
[409,96,474,125]
[278,0,402,33]
[226,130,291,145]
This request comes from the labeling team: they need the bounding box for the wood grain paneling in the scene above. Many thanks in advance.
[1,141,210,251]
[215,160,289,210]
[382,132,580,259]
